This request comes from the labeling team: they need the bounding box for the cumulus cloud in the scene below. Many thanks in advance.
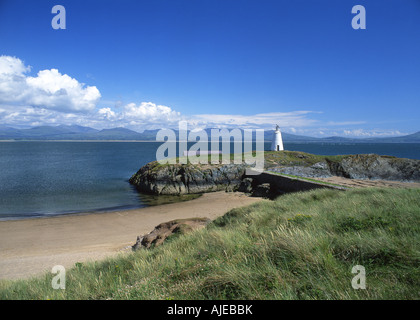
[0,55,100,113]
[25,69,100,112]
[0,55,31,75]
[0,55,324,132]
[0,56,30,103]
[123,102,180,123]
[97,107,117,120]
[92,102,182,130]
[5,55,397,138]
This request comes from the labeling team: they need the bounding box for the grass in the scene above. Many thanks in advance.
[263,150,347,168]
[150,150,262,168]
[0,187,419,300]
[151,150,346,168]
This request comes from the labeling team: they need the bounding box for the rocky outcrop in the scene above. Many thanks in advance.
[132,217,211,250]
[129,161,250,195]
[269,154,420,183]
[327,154,420,182]
[270,161,332,178]
[129,153,420,196]
[250,183,273,197]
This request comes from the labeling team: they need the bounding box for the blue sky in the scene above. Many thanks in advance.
[0,0,419,137]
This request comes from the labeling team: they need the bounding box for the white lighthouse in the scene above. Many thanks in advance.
[271,124,284,151]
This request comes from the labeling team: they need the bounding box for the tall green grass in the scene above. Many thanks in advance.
[1,187,419,300]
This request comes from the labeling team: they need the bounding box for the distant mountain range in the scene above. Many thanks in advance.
[0,125,419,143]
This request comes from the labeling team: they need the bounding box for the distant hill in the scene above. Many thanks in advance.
[0,125,419,143]
[0,125,141,140]
[0,125,100,140]
[365,131,420,143]
[87,127,144,140]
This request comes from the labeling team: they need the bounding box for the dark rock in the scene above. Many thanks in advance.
[129,162,250,195]
[237,178,254,193]
[271,161,332,178]
[326,154,420,182]
[269,155,420,182]
[252,183,272,198]
[132,217,211,250]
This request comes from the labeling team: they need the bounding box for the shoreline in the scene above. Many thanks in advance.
[0,205,145,222]
[0,140,165,142]
[0,191,264,280]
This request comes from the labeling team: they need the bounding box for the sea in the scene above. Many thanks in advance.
[0,141,419,220]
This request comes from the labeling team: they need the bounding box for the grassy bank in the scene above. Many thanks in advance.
[153,150,346,167]
[1,187,419,299]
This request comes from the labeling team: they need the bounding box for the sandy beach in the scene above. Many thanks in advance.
[0,191,263,280]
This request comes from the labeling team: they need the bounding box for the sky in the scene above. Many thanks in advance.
[0,0,419,137]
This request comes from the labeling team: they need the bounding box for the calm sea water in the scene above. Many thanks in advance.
[0,141,419,220]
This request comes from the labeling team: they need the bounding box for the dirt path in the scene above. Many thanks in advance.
[315,176,420,189]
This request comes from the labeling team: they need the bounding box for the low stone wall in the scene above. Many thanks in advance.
[246,169,347,194]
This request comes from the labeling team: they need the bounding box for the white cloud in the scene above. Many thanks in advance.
[0,56,333,133]
[186,111,317,130]
[26,69,100,112]
[342,129,406,137]
[0,56,30,103]
[97,107,117,120]
[0,55,31,75]
[123,102,180,123]
[3,55,406,138]
[0,55,100,113]
[327,121,367,126]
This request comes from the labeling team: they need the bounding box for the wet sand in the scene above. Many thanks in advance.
[0,192,263,280]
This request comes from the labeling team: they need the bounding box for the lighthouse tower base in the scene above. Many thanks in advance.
[271,127,284,151]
